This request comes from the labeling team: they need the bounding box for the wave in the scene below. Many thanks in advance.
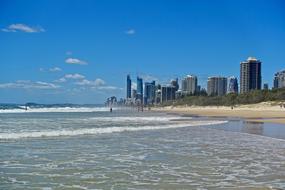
[0,120,227,140]
[87,116,187,122]
[0,107,112,113]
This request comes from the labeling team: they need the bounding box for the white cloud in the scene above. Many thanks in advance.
[73,78,122,91]
[75,78,105,86]
[65,73,85,79]
[74,79,92,85]
[125,29,135,35]
[96,86,123,90]
[0,80,59,89]
[55,73,85,83]
[39,67,62,72]
[54,77,67,83]
[65,58,87,65]
[94,78,105,86]
[141,74,158,82]
[49,67,62,72]
[2,24,45,33]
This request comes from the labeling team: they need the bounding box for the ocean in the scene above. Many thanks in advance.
[0,107,285,189]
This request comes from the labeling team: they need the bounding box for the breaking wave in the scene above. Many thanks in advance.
[0,120,227,140]
[0,107,112,113]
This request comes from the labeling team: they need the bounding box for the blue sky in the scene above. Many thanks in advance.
[0,0,284,104]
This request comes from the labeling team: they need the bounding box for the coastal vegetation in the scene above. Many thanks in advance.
[171,88,285,106]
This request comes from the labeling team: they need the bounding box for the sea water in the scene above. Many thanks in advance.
[0,107,284,189]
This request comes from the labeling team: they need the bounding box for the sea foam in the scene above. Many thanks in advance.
[0,107,112,113]
[0,120,227,140]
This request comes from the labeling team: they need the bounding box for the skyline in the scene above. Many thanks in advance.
[1,0,285,104]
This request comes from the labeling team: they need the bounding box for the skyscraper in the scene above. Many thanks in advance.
[144,81,156,105]
[207,76,227,96]
[170,78,179,91]
[126,75,131,99]
[240,57,262,93]
[137,77,143,103]
[181,75,198,95]
[228,76,238,94]
[273,70,285,89]
[263,83,269,90]
[161,85,176,103]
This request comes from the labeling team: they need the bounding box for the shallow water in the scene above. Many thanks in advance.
[0,109,284,189]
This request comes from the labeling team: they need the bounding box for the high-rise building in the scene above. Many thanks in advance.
[126,75,131,99]
[181,75,198,95]
[132,89,137,99]
[155,84,161,104]
[273,70,285,89]
[240,57,262,93]
[263,83,269,90]
[137,77,143,103]
[228,76,238,94]
[170,78,179,91]
[161,85,176,103]
[144,81,156,105]
[207,76,227,96]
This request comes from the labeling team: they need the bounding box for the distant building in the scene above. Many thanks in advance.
[155,84,161,104]
[197,85,201,93]
[144,81,156,105]
[273,70,285,89]
[228,76,238,93]
[263,83,269,90]
[105,96,117,107]
[207,76,227,96]
[161,85,176,103]
[132,89,137,99]
[181,75,198,95]
[240,57,262,93]
[170,78,179,91]
[137,77,143,103]
[126,75,131,99]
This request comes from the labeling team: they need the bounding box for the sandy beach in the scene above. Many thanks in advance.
[153,102,285,124]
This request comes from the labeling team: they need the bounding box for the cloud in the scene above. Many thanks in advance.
[125,29,135,35]
[54,77,67,83]
[141,74,158,82]
[54,73,85,83]
[96,86,123,90]
[39,67,62,72]
[65,58,87,65]
[0,80,59,89]
[54,74,121,92]
[73,78,122,91]
[49,67,62,72]
[94,78,105,86]
[2,24,45,33]
[75,78,105,86]
[64,73,85,80]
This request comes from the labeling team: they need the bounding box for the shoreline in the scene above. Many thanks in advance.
[152,102,285,124]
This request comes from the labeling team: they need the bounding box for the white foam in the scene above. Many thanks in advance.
[87,116,186,122]
[0,121,227,140]
[0,107,112,113]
